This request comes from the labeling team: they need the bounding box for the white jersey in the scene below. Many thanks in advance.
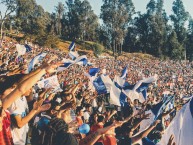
[8,96,29,145]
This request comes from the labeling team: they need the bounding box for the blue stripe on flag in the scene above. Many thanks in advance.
[93,76,108,95]
[69,41,75,51]
[89,68,100,77]
[79,58,88,66]
[24,44,32,52]
[114,82,123,90]
[62,63,72,68]
[190,97,193,118]
[121,65,128,79]
[152,96,174,120]
[120,91,128,107]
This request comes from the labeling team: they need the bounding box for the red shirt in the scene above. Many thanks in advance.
[103,135,117,145]
[76,116,83,127]
[90,124,103,133]
[90,124,104,143]
[0,110,13,145]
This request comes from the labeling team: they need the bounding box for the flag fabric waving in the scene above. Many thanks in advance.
[28,53,47,72]
[89,68,100,77]
[69,41,75,51]
[37,75,62,92]
[157,97,193,145]
[16,44,32,57]
[93,74,113,95]
[57,59,74,72]
[120,65,128,79]
[69,51,79,60]
[75,55,88,66]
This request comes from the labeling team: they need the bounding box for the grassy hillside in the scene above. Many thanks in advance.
[5,34,155,60]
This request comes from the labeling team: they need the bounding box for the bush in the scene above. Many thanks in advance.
[93,43,104,56]
[36,34,59,48]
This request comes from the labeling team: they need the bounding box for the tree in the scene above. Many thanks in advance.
[170,0,188,44]
[100,0,135,55]
[186,17,193,60]
[55,2,65,36]
[65,0,99,41]
[15,0,51,42]
[0,0,17,46]
[146,0,156,15]
[167,31,184,60]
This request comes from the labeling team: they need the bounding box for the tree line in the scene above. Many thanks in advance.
[0,0,193,60]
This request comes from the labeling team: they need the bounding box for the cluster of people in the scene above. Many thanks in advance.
[0,39,192,145]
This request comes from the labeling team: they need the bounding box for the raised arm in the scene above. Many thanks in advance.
[2,69,46,109]
[2,62,61,109]
[131,120,160,144]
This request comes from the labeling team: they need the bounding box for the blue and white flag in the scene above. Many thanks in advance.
[75,55,88,66]
[69,51,79,60]
[69,41,75,51]
[93,74,113,95]
[28,53,47,72]
[25,44,32,52]
[16,44,32,57]
[37,75,62,92]
[139,95,174,132]
[152,95,174,120]
[89,68,100,77]
[157,98,193,145]
[110,82,128,106]
[57,58,74,72]
[123,75,158,102]
[110,75,133,106]
[120,65,128,79]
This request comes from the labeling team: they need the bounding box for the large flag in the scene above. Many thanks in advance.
[110,82,128,106]
[120,65,128,79]
[69,51,79,60]
[69,41,75,51]
[139,95,174,132]
[110,75,133,106]
[93,74,113,95]
[16,44,32,57]
[84,68,100,92]
[123,75,158,102]
[57,55,90,72]
[57,58,74,72]
[37,75,62,92]
[152,95,174,120]
[28,53,47,72]
[75,55,88,66]
[157,98,193,145]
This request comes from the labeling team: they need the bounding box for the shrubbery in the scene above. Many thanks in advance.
[93,43,104,56]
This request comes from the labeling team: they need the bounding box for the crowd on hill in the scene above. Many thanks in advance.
[0,39,193,145]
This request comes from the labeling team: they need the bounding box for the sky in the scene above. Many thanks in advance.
[0,0,193,19]
[34,0,193,18]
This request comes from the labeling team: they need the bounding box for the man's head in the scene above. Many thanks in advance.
[97,115,105,123]
[76,106,84,116]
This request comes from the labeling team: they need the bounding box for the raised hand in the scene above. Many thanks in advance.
[141,113,151,120]
[168,135,175,145]
[39,103,51,112]
[152,120,161,127]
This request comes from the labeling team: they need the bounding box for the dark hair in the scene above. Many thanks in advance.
[0,74,25,94]
[76,106,83,114]
[97,115,105,123]
[104,121,113,128]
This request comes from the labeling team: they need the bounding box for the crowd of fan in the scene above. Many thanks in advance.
[1,39,193,145]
